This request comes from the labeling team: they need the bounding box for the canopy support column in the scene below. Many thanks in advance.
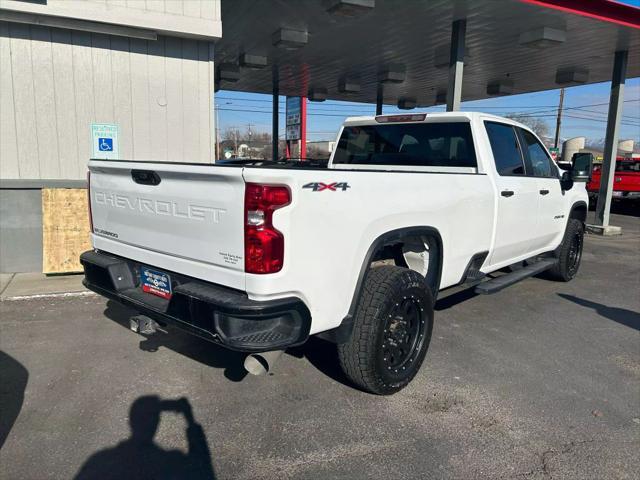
[272,70,279,161]
[592,50,628,235]
[376,84,383,115]
[446,19,466,112]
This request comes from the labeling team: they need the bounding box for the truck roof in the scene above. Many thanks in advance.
[342,111,525,128]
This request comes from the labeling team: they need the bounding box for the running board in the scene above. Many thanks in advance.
[474,258,557,295]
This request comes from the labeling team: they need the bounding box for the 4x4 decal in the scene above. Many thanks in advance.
[303,182,351,192]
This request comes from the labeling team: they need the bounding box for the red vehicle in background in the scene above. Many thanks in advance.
[587,155,640,205]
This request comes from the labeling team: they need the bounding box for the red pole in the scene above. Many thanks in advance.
[300,96,307,160]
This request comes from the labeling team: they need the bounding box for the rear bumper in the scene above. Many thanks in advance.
[80,250,311,352]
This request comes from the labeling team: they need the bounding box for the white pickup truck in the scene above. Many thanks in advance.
[82,112,589,394]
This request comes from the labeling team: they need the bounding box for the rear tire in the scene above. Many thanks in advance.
[548,218,584,282]
[338,266,434,395]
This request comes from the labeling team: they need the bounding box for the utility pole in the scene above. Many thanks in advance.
[554,88,565,149]
[215,106,220,161]
[246,123,254,158]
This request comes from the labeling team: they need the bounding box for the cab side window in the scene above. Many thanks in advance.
[484,122,525,176]
[519,128,556,178]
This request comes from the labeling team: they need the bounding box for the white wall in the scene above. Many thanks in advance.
[0,0,221,39]
[0,21,216,180]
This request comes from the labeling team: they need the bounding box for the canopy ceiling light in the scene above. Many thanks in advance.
[338,77,361,93]
[397,97,417,110]
[217,64,240,82]
[239,53,268,69]
[308,87,328,102]
[486,81,514,96]
[327,0,375,17]
[519,27,566,48]
[379,64,406,83]
[555,67,589,84]
[272,28,308,49]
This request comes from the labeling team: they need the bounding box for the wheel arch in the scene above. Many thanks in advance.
[569,201,588,224]
[317,226,443,344]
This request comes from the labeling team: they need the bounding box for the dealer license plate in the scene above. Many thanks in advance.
[612,191,623,198]
[140,267,172,299]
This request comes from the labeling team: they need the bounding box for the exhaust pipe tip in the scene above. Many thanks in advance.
[243,350,284,376]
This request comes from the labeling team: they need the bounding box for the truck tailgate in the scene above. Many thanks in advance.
[88,160,246,289]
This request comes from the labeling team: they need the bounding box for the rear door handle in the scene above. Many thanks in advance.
[501,190,515,197]
[539,189,550,195]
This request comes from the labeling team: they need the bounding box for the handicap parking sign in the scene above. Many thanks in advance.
[91,124,119,159]
[98,138,113,151]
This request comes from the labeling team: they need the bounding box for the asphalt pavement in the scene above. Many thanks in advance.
[1,211,638,479]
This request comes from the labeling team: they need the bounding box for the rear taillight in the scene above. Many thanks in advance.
[87,171,94,233]
[244,183,291,274]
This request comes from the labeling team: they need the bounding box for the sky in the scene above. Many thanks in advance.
[216,80,640,146]
[216,0,640,147]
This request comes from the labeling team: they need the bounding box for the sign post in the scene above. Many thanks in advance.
[285,96,306,160]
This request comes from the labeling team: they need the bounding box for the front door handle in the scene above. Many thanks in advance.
[539,189,550,195]
[501,190,515,197]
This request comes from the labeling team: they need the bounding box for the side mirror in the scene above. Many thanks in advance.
[571,152,593,182]
[560,170,574,191]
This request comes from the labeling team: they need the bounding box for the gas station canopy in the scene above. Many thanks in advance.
[215,0,640,106]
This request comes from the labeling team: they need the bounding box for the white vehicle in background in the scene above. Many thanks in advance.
[82,112,589,394]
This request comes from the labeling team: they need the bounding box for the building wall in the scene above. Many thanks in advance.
[0,189,42,273]
[0,1,221,272]
[0,0,221,39]
[0,22,216,180]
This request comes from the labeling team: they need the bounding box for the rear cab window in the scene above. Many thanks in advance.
[332,121,477,170]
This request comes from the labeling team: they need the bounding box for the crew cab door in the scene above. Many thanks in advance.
[484,121,538,266]
[516,127,565,251]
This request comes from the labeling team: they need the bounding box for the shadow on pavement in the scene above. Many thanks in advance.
[74,396,215,480]
[558,293,640,331]
[288,336,354,387]
[103,301,248,382]
[0,351,29,449]
[588,200,640,218]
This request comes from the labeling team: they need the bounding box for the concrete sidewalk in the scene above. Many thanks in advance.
[0,272,89,300]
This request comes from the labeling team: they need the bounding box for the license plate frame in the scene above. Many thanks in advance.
[140,267,172,299]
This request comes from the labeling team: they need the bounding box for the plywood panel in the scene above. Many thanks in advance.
[0,22,19,179]
[42,188,91,274]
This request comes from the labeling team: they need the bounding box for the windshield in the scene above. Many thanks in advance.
[332,122,477,168]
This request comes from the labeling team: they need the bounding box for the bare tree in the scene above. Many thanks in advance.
[506,113,550,140]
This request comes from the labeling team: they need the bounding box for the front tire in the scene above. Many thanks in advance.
[338,266,434,395]
[548,218,584,281]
